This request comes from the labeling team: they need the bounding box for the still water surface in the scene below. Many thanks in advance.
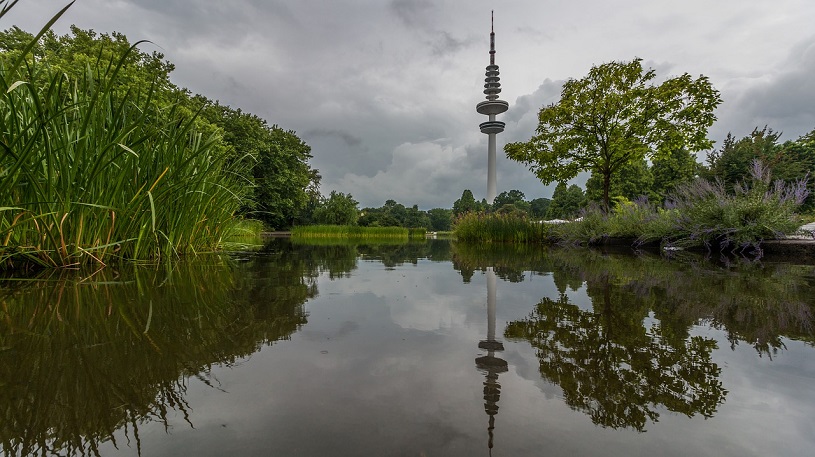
[2,239,815,456]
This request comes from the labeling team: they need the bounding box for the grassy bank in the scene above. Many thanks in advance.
[0,3,251,269]
[291,225,426,240]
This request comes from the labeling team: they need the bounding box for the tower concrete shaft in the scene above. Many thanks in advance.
[476,11,508,205]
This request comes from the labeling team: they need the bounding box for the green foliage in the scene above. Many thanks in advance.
[455,161,808,250]
[546,183,584,219]
[312,191,359,226]
[705,128,781,188]
[408,227,427,239]
[358,200,432,229]
[453,212,555,244]
[705,126,815,211]
[452,189,477,216]
[554,200,675,245]
[195,98,319,229]
[0,24,180,107]
[492,189,525,208]
[528,197,551,219]
[506,58,721,210]
[427,208,453,231]
[651,147,698,200]
[585,158,654,203]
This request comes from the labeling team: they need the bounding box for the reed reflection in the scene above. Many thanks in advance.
[0,247,319,456]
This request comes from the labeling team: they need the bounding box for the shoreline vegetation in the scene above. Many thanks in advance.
[455,161,810,254]
[291,225,426,241]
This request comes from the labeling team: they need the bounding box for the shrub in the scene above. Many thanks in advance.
[668,160,808,251]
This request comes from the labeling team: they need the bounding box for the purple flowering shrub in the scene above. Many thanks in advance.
[668,160,809,250]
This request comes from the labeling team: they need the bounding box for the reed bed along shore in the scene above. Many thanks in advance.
[0,3,251,270]
[291,225,426,240]
[454,212,556,244]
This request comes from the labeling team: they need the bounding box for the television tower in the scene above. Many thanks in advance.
[476,11,509,205]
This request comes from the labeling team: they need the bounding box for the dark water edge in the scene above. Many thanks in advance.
[1,239,814,456]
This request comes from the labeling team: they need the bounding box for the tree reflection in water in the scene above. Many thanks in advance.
[454,243,815,431]
[505,290,725,431]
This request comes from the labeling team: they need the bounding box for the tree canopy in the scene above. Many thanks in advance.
[585,158,653,204]
[546,183,584,219]
[505,58,721,210]
[313,191,359,226]
[452,189,479,216]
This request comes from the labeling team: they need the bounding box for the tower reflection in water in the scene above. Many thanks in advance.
[475,267,507,454]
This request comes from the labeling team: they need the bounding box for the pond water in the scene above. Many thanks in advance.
[2,239,815,456]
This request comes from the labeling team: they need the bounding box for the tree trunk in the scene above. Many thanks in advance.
[603,171,611,213]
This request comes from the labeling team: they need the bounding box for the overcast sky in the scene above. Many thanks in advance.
[6,0,815,208]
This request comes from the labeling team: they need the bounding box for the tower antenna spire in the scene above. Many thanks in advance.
[489,10,496,66]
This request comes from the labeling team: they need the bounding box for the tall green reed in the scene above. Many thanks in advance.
[453,212,556,244]
[0,2,251,269]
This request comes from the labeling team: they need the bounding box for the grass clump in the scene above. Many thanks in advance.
[454,212,556,244]
[408,227,427,239]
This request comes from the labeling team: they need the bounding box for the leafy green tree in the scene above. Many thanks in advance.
[651,147,698,200]
[585,158,653,204]
[704,126,815,210]
[781,129,815,211]
[493,189,531,215]
[195,99,319,229]
[546,183,584,219]
[529,197,552,219]
[313,191,359,225]
[505,58,721,211]
[0,25,180,107]
[704,127,782,189]
[452,189,478,216]
[404,204,431,229]
[382,199,407,226]
[493,189,525,208]
[427,208,453,231]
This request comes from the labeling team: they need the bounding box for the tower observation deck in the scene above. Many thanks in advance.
[476,11,509,204]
